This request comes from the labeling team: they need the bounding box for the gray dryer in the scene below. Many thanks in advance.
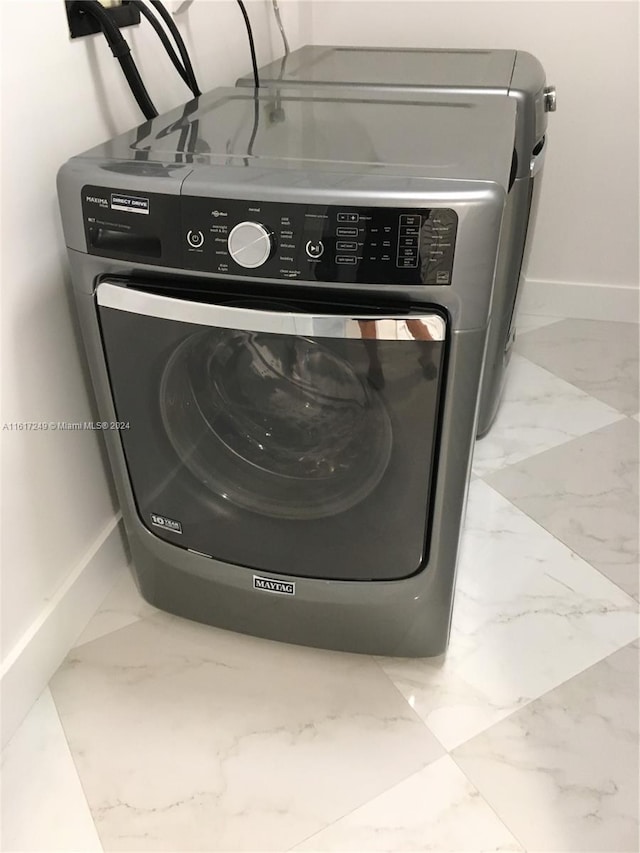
[238,46,556,435]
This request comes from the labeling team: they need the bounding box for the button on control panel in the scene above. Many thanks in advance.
[186,229,205,249]
[181,198,458,285]
[397,215,421,269]
[305,240,324,260]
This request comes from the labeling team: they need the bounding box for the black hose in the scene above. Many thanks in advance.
[236,0,259,88]
[70,0,158,119]
[247,94,259,158]
[130,1,190,90]
[149,0,201,96]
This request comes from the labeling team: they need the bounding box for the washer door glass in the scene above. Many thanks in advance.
[97,281,447,582]
[160,329,392,519]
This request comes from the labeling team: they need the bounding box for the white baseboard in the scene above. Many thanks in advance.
[519,278,640,322]
[1,516,129,749]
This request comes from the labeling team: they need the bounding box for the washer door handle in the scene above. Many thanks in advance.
[96,281,446,342]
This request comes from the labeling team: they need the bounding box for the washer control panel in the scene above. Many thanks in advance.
[81,187,457,285]
[182,198,458,285]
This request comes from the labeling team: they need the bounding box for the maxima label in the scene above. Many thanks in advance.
[253,576,296,596]
[111,193,149,214]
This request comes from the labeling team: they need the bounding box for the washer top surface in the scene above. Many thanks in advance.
[77,86,516,187]
[242,45,517,91]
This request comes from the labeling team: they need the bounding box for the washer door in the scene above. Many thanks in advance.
[160,328,393,519]
[97,280,447,582]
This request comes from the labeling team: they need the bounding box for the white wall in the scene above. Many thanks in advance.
[298,0,639,317]
[0,0,304,747]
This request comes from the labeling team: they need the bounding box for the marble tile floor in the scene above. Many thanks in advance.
[2,316,639,853]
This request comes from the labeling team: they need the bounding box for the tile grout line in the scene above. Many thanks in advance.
[369,654,451,752]
[72,565,157,651]
[447,634,640,853]
[280,656,456,851]
[73,608,145,651]
[509,350,632,412]
[473,405,627,482]
[371,492,639,754]
[283,759,435,852]
[286,749,528,852]
[370,647,534,852]
[446,636,640,753]
[47,686,106,852]
[448,748,530,853]
[512,319,640,417]
[476,475,640,613]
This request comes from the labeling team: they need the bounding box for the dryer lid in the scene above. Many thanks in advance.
[77,86,517,190]
[237,45,517,92]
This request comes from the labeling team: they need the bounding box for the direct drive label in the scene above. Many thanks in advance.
[150,513,182,534]
[253,576,296,596]
[111,193,149,214]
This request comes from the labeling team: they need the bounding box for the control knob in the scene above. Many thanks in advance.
[228,221,274,268]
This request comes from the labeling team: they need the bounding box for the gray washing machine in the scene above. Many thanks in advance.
[238,46,556,435]
[58,86,515,656]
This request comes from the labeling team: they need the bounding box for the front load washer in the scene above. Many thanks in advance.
[238,46,555,435]
[58,86,515,656]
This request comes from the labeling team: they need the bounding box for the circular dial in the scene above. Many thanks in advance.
[228,221,273,269]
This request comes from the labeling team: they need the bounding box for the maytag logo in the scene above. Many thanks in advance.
[86,195,108,205]
[253,576,296,596]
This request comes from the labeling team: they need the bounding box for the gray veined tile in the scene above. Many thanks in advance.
[74,565,156,648]
[471,353,621,477]
[50,615,444,852]
[514,313,563,335]
[293,755,522,852]
[453,641,640,852]
[486,418,640,600]
[515,318,640,416]
[1,689,102,853]
[377,481,639,752]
